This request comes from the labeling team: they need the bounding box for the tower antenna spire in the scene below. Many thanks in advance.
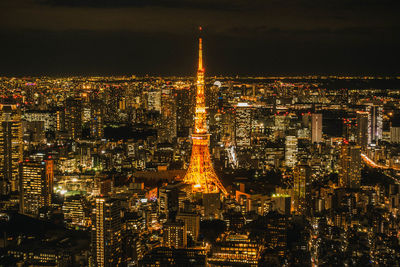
[198,26,203,71]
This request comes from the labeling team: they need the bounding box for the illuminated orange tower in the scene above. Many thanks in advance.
[183,28,227,195]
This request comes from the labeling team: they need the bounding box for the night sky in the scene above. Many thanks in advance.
[0,0,399,76]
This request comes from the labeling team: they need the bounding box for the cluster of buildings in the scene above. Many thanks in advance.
[0,39,400,266]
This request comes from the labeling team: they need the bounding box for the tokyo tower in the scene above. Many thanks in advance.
[183,28,228,196]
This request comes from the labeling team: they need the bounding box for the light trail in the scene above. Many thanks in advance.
[361,153,400,184]
[361,153,400,171]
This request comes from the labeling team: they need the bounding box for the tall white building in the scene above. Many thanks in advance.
[147,90,161,112]
[366,105,382,145]
[234,103,253,147]
[285,136,298,168]
[311,114,322,143]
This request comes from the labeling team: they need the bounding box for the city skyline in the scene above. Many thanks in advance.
[1,1,400,266]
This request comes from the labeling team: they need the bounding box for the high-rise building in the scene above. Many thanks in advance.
[203,192,221,219]
[293,164,311,215]
[264,211,288,257]
[65,97,82,139]
[19,159,53,216]
[285,136,298,168]
[158,183,180,220]
[339,143,362,189]
[183,30,227,195]
[356,111,369,150]
[234,103,253,147]
[0,104,23,195]
[92,197,122,267]
[90,100,104,139]
[176,210,200,242]
[390,126,400,143]
[366,105,383,145]
[163,220,187,248]
[208,234,262,267]
[159,89,177,142]
[174,88,192,137]
[147,90,161,112]
[63,193,86,228]
[311,113,322,143]
[125,233,144,265]
[24,110,57,132]
[139,247,206,266]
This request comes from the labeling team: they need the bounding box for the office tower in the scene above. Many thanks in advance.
[56,108,65,132]
[174,88,192,137]
[147,90,161,112]
[265,211,288,257]
[63,194,86,228]
[19,159,53,216]
[158,183,184,220]
[43,159,54,206]
[206,83,220,112]
[159,89,177,142]
[366,105,382,145]
[65,97,82,139]
[285,136,298,168]
[139,247,206,266]
[90,100,104,139]
[0,104,23,195]
[183,30,227,195]
[203,192,221,219]
[271,194,291,215]
[356,111,369,150]
[125,233,143,264]
[311,113,322,143]
[208,234,261,266]
[26,121,45,143]
[222,210,245,231]
[234,103,253,147]
[92,197,122,267]
[24,110,57,132]
[391,126,400,143]
[339,144,362,189]
[293,164,311,215]
[176,210,200,241]
[163,220,187,248]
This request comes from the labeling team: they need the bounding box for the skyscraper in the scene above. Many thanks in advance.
[366,105,383,145]
[174,88,192,137]
[285,136,298,168]
[183,29,227,195]
[159,88,177,142]
[19,159,53,216]
[390,126,400,143]
[356,111,369,150]
[163,220,187,248]
[234,103,253,147]
[0,104,23,195]
[92,197,122,267]
[63,193,86,228]
[65,97,82,139]
[147,90,161,112]
[293,164,311,215]
[176,210,200,242]
[208,234,261,266]
[311,113,322,143]
[90,99,104,140]
[339,143,362,189]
